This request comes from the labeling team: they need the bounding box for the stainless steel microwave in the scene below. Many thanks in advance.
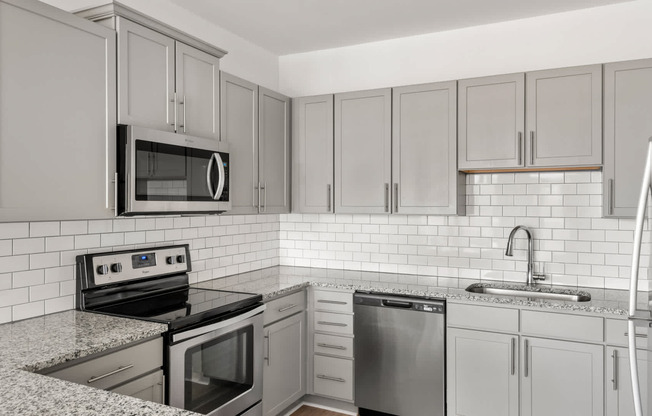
[117,125,231,216]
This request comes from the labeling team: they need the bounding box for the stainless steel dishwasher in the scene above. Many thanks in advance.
[354,292,445,416]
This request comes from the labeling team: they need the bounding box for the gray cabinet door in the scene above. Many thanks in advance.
[334,88,392,213]
[603,59,652,217]
[392,81,463,215]
[522,337,603,416]
[175,42,220,141]
[220,72,259,214]
[263,312,306,416]
[458,73,525,170]
[0,0,116,221]
[447,328,518,416]
[259,87,291,214]
[526,65,602,167]
[292,95,334,213]
[606,346,649,416]
[116,17,175,132]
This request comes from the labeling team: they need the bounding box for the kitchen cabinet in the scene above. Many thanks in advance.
[309,288,354,402]
[603,59,652,217]
[263,311,306,416]
[526,65,602,168]
[606,346,649,416]
[458,73,525,170]
[292,95,334,213]
[447,328,518,416]
[392,82,464,215]
[42,337,164,403]
[221,72,291,214]
[334,88,392,214]
[79,3,225,141]
[458,65,602,170]
[0,0,116,221]
[521,337,603,416]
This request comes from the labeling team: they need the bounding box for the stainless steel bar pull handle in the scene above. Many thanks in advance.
[317,321,347,327]
[384,183,389,212]
[262,182,267,212]
[327,184,332,212]
[624,332,648,339]
[518,132,523,165]
[524,339,529,377]
[612,349,618,390]
[316,374,346,383]
[609,179,615,215]
[530,131,535,165]
[256,182,261,213]
[394,183,399,213]
[317,300,347,305]
[317,343,346,350]
[264,334,270,365]
[278,304,298,313]
[511,338,516,375]
[171,92,177,130]
[180,95,187,133]
[87,364,133,384]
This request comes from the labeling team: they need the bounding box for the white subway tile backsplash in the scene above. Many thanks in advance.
[12,301,44,321]
[0,223,29,240]
[60,221,87,236]
[13,238,45,255]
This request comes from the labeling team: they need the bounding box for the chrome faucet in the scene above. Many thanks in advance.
[505,225,545,286]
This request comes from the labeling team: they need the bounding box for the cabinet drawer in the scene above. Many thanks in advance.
[313,355,353,401]
[46,337,163,390]
[313,290,353,313]
[264,290,307,326]
[314,311,353,335]
[521,310,603,343]
[447,303,519,333]
[314,333,354,359]
[606,318,649,348]
[110,369,164,404]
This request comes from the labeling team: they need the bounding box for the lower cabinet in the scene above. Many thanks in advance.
[262,295,306,416]
[110,370,164,403]
[521,337,603,416]
[446,328,518,416]
[606,346,649,416]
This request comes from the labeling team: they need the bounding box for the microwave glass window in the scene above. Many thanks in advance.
[135,140,219,202]
[183,326,254,414]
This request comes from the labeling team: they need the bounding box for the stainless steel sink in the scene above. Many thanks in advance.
[465,283,591,302]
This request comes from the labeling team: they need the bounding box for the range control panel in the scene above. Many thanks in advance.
[90,246,190,286]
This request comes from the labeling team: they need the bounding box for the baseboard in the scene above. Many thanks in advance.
[281,395,357,415]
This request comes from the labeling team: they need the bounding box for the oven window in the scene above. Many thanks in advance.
[134,140,218,202]
[183,326,254,414]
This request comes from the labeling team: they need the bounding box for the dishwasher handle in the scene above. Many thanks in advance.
[354,292,445,314]
[382,299,413,308]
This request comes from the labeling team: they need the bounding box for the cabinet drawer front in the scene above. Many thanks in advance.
[606,318,648,348]
[314,311,353,335]
[264,290,307,326]
[448,303,519,332]
[313,355,353,401]
[47,337,163,390]
[313,289,353,313]
[110,369,164,404]
[521,310,603,343]
[314,333,354,359]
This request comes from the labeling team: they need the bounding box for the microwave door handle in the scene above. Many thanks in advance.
[213,153,225,200]
[206,153,217,199]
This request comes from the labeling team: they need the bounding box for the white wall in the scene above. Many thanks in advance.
[39,0,281,90]
[279,0,652,96]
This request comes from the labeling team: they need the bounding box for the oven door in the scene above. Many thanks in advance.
[119,125,231,215]
[168,305,264,416]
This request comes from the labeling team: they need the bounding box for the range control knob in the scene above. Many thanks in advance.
[110,263,122,273]
[166,256,176,265]
[96,264,109,275]
[176,255,186,263]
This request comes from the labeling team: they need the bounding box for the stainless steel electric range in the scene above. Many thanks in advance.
[76,244,265,416]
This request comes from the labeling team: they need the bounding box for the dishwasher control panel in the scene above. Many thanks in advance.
[354,292,445,314]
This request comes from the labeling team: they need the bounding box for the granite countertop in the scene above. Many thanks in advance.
[0,310,196,416]
[194,265,650,318]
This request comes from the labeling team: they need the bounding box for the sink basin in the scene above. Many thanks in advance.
[465,283,591,302]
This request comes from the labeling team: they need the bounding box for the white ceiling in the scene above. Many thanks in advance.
[168,0,635,55]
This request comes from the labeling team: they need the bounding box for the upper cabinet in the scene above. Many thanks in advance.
[458,73,525,170]
[79,3,226,141]
[334,89,392,214]
[393,82,464,215]
[0,0,116,221]
[526,65,602,168]
[458,65,602,170]
[603,59,652,217]
[292,95,334,213]
[221,72,291,215]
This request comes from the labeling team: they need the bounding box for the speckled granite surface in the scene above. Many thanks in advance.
[193,265,650,317]
[0,310,197,416]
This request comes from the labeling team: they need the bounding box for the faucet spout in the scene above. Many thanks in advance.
[505,225,535,286]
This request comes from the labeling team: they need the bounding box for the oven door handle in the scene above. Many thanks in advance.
[172,304,266,343]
